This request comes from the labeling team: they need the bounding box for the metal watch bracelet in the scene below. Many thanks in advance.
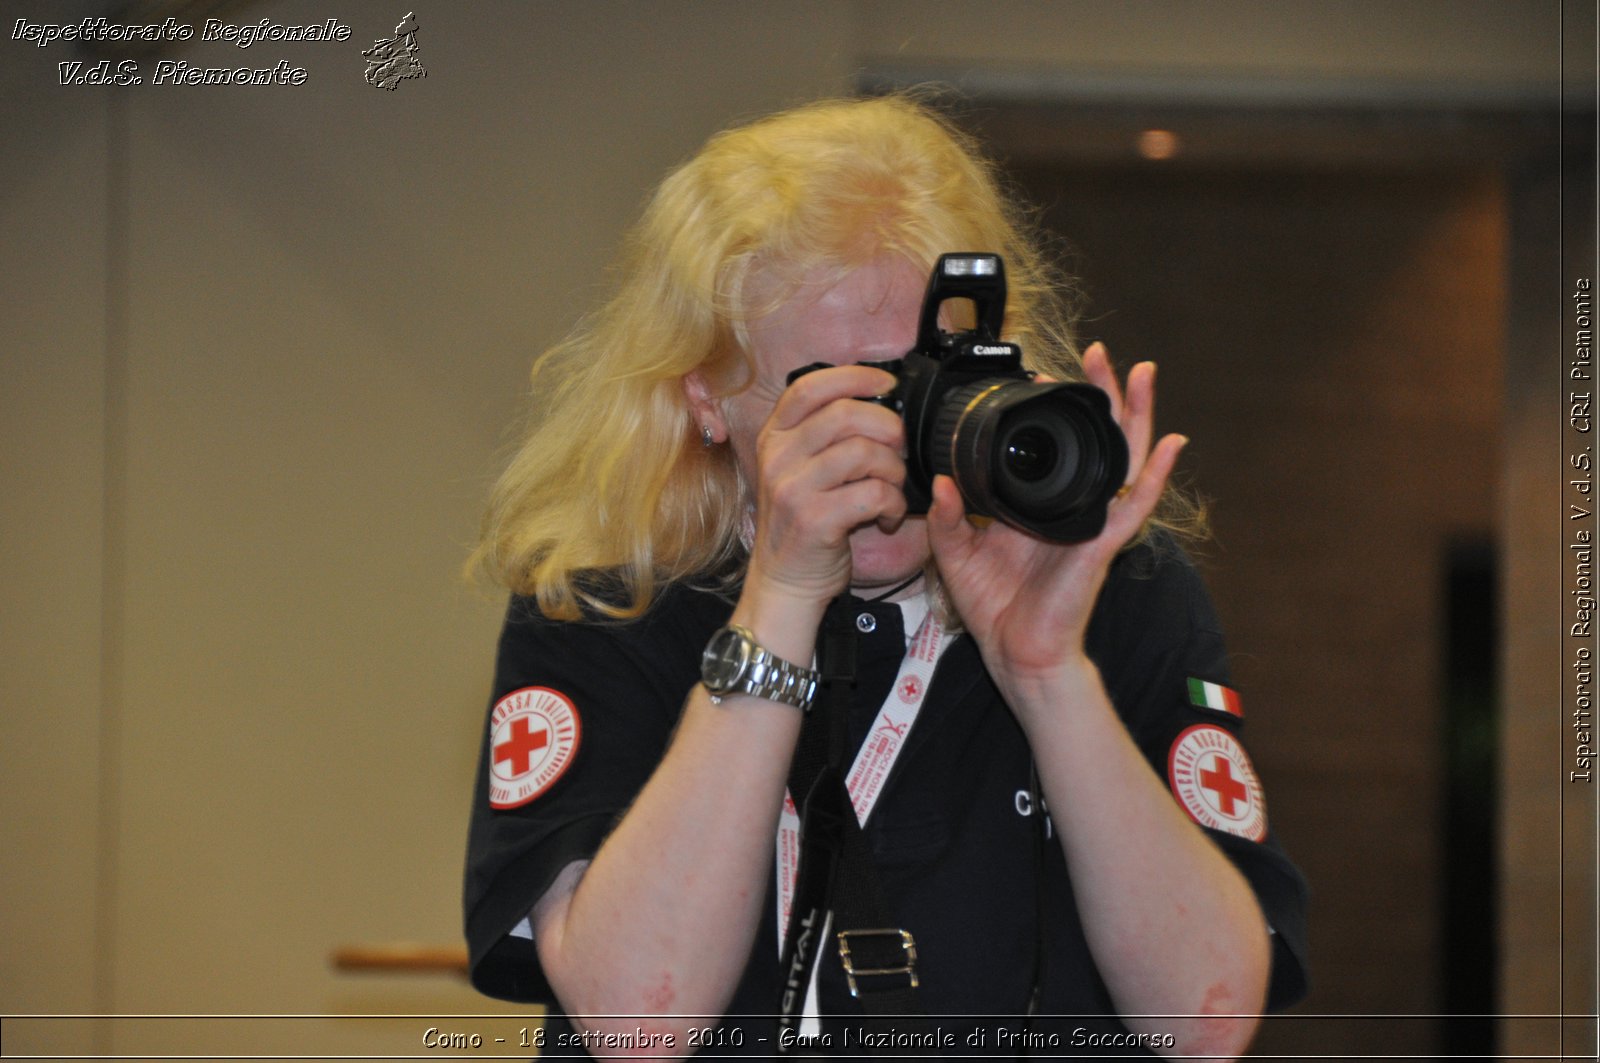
[702,624,818,711]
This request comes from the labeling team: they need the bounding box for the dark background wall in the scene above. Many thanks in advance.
[1012,161,1505,1056]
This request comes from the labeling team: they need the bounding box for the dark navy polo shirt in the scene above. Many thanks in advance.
[463,540,1309,1056]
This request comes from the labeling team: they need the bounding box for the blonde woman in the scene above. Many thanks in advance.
[464,95,1307,1059]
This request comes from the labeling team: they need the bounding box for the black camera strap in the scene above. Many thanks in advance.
[775,597,932,1055]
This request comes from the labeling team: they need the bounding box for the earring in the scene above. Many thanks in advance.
[701,425,714,449]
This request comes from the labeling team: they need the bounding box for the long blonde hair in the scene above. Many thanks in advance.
[470,93,1201,619]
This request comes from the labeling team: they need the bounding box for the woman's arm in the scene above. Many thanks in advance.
[531,651,807,1048]
[1000,660,1269,1060]
[530,365,905,1054]
[927,345,1269,1061]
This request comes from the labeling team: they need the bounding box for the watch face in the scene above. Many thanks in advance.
[701,626,751,694]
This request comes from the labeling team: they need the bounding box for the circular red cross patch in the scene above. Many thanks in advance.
[1167,724,1267,841]
[488,686,581,810]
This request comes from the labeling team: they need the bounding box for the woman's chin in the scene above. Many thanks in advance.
[847,519,930,593]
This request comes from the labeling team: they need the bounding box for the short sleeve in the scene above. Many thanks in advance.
[462,587,729,1002]
[1087,540,1311,1011]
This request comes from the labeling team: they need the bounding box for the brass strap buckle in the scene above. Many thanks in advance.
[836,928,919,998]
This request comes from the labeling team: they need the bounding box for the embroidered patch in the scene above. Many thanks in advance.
[1187,677,1243,718]
[1167,724,1266,841]
[488,686,581,810]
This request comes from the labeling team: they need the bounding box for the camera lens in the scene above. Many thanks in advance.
[929,379,1126,539]
[1002,425,1061,483]
[992,400,1094,519]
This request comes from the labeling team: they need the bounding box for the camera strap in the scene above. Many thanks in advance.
[775,596,948,1054]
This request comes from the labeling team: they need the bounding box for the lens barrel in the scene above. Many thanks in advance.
[928,379,1127,539]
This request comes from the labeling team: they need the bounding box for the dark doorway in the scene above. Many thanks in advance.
[1440,538,1500,1059]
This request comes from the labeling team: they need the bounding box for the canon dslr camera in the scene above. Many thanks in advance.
[788,253,1128,542]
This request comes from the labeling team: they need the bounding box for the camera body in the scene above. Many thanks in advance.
[787,253,1128,542]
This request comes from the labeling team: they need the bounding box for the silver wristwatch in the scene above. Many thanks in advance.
[700,624,819,711]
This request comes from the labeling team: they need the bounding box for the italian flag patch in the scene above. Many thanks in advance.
[1187,678,1243,718]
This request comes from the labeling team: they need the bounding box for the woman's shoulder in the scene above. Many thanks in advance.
[1096,529,1221,637]
[503,574,735,635]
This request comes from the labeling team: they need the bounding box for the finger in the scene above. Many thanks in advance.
[760,465,907,552]
[1120,361,1156,482]
[1081,341,1123,423]
[1104,433,1187,544]
[770,364,897,432]
[760,434,906,550]
[778,392,904,457]
[876,508,907,535]
[825,476,908,536]
[786,434,906,498]
[925,474,979,565]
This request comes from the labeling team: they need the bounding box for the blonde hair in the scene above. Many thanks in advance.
[470,93,1203,619]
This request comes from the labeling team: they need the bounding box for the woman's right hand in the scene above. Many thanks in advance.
[740,363,906,609]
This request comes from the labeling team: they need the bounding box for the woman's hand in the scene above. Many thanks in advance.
[929,345,1271,1056]
[927,342,1187,696]
[741,364,907,607]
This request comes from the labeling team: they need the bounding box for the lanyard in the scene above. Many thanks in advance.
[774,599,955,1028]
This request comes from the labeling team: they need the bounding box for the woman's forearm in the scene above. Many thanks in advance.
[532,587,825,1054]
[1004,658,1270,1062]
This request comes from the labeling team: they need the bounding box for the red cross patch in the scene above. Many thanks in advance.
[1167,724,1266,841]
[488,686,581,810]
[897,675,924,704]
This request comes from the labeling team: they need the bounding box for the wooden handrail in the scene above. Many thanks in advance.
[330,943,469,976]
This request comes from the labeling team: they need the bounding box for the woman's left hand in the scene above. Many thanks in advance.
[926,342,1187,694]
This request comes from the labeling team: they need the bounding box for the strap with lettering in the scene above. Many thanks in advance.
[775,597,942,1054]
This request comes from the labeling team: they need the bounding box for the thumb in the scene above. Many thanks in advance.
[927,475,977,558]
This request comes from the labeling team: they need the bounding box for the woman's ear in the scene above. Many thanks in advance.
[682,370,727,444]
